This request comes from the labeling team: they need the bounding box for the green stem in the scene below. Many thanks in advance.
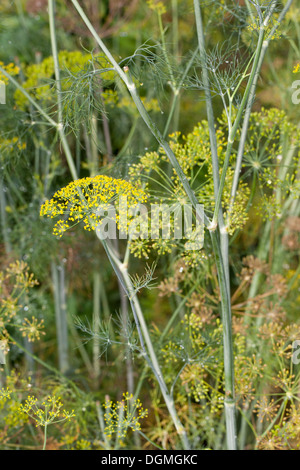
[171,0,179,61]
[48,0,63,125]
[193,0,220,203]
[228,0,292,218]
[212,26,266,227]
[162,47,199,139]
[0,67,78,181]
[210,231,236,450]
[93,271,101,382]
[48,0,78,181]
[157,12,176,90]
[15,0,26,26]
[193,0,236,448]
[101,240,190,450]
[51,262,69,373]
[43,423,48,450]
[0,177,12,253]
[137,430,164,450]
[96,401,110,448]
[0,66,57,127]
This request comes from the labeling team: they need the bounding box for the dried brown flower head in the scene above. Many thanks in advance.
[256,432,286,450]
[254,397,280,423]
[282,233,299,251]
[158,277,181,297]
[26,0,48,15]
[286,216,300,232]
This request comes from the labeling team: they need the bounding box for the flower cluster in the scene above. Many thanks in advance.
[19,395,76,427]
[147,0,167,15]
[128,120,250,257]
[19,317,45,342]
[40,175,147,237]
[0,136,26,153]
[293,63,300,73]
[0,61,19,84]
[241,108,300,222]
[13,49,160,120]
[0,372,83,449]
[14,51,99,108]
[247,19,281,40]
[0,261,42,349]
[0,386,30,429]
[0,387,12,401]
[103,392,148,439]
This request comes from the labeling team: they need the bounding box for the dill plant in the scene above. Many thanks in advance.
[0,0,299,452]
[62,0,293,449]
[19,395,76,450]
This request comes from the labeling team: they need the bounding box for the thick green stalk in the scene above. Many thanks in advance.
[193,0,221,201]
[212,26,266,227]
[210,231,236,450]
[228,0,293,216]
[192,0,231,324]
[227,2,293,447]
[43,424,48,450]
[93,271,101,382]
[51,262,69,373]
[48,0,63,124]
[96,400,110,448]
[0,178,12,253]
[48,0,78,181]
[193,0,236,448]
[90,113,99,176]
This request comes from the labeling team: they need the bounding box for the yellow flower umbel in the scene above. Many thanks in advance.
[19,395,76,450]
[147,0,167,15]
[103,392,148,440]
[0,61,19,84]
[40,175,147,238]
[19,395,75,427]
[293,63,300,74]
[0,261,41,350]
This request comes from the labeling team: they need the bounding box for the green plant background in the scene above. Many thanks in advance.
[0,0,300,450]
